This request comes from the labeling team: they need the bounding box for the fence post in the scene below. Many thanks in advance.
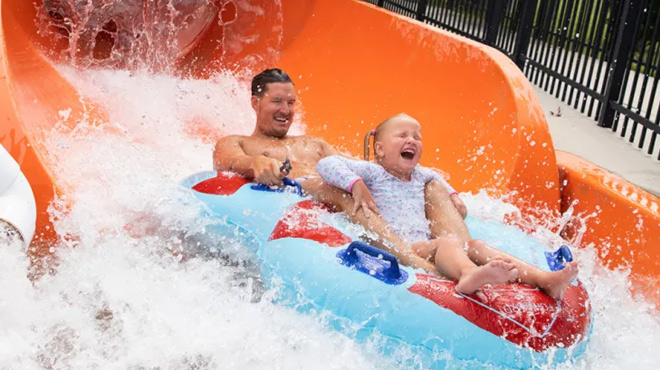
[598,0,643,128]
[416,0,429,21]
[485,0,505,47]
[512,0,537,70]
[377,0,385,7]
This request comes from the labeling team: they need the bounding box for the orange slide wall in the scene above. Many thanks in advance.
[192,0,563,212]
[557,151,660,306]
[1,0,658,307]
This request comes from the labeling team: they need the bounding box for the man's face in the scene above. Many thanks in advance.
[251,82,296,138]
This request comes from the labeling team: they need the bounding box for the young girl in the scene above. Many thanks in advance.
[316,113,578,299]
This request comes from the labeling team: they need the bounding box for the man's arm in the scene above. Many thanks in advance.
[318,138,339,157]
[420,167,468,219]
[213,136,284,185]
[213,135,249,175]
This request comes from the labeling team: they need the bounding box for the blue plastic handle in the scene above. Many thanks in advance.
[344,242,402,278]
[282,177,304,196]
[250,177,304,196]
[545,245,574,272]
[337,241,408,284]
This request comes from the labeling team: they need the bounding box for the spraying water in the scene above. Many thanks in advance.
[2,1,660,369]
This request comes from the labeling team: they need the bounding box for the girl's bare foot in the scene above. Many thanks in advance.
[455,260,518,295]
[542,261,579,300]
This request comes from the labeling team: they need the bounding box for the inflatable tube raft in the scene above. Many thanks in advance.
[0,145,37,245]
[182,171,591,369]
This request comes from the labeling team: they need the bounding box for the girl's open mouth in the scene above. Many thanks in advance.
[401,149,415,160]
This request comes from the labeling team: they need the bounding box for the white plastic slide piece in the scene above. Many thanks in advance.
[0,145,36,245]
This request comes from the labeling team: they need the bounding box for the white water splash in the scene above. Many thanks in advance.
[0,68,379,369]
[3,65,660,369]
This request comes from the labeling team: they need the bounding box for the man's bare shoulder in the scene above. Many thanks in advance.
[216,134,246,144]
[215,134,253,149]
[296,135,338,156]
[295,135,329,145]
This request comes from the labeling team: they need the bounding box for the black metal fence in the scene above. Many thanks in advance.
[364,0,660,160]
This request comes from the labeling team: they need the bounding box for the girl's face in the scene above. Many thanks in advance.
[374,117,423,179]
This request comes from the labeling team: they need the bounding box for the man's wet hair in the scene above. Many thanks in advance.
[251,68,294,97]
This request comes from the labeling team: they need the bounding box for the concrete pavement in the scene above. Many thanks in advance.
[534,86,660,197]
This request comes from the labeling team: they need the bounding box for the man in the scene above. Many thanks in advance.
[213,68,466,274]
[213,68,335,186]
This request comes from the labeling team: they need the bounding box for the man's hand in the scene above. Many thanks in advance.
[351,180,380,218]
[450,193,467,219]
[251,156,286,185]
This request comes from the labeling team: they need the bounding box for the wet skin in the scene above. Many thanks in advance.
[213,81,337,183]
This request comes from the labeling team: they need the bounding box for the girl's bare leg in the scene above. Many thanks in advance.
[301,178,436,273]
[424,180,471,243]
[467,240,578,300]
[422,180,522,293]
[304,179,521,295]
[413,236,518,294]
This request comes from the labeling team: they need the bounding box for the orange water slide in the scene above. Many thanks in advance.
[557,151,660,306]
[1,0,658,306]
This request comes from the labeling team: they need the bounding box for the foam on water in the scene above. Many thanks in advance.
[3,67,660,369]
[0,228,380,369]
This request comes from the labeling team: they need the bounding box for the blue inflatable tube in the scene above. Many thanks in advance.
[182,171,591,369]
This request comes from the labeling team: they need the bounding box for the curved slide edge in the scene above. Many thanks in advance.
[557,151,660,308]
